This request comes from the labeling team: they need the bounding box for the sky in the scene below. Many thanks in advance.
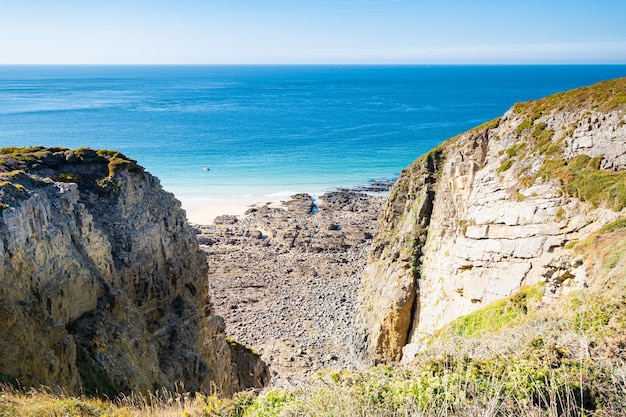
[0,0,625,65]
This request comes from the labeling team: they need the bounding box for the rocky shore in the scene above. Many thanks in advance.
[194,190,386,387]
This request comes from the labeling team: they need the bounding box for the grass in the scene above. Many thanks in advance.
[598,218,626,234]
[512,77,626,119]
[533,123,555,155]
[57,172,78,182]
[537,154,626,211]
[499,78,626,211]
[3,362,618,417]
[0,147,132,175]
[497,159,513,173]
[107,157,131,177]
[0,384,232,417]
[434,283,544,339]
[0,147,137,206]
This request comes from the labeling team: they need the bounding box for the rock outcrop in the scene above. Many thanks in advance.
[0,147,266,396]
[355,78,626,364]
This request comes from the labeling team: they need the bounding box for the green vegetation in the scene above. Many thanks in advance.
[532,122,556,155]
[435,283,544,339]
[2,357,619,416]
[514,119,533,135]
[107,157,131,177]
[598,218,626,234]
[96,177,119,191]
[0,180,29,209]
[498,143,527,174]
[96,149,124,158]
[0,388,124,417]
[226,337,260,356]
[6,170,24,178]
[0,147,136,200]
[57,172,78,182]
[512,77,626,118]
[502,78,626,211]
[538,154,626,211]
[0,146,68,165]
[0,384,225,417]
[0,146,48,157]
[497,159,513,172]
[505,143,526,158]
[473,117,501,133]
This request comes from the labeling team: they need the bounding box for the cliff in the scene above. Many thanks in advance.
[0,147,267,396]
[355,77,626,364]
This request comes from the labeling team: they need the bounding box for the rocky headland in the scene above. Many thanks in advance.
[0,147,267,397]
[355,77,626,364]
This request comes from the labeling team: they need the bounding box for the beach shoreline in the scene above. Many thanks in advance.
[181,199,254,225]
[180,196,316,225]
[179,180,394,225]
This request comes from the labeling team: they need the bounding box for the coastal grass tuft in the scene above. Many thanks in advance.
[107,157,131,177]
[598,218,626,234]
[473,117,501,133]
[533,123,555,155]
[57,172,78,182]
[434,283,545,339]
[0,383,232,417]
[199,354,624,416]
[538,154,626,211]
[497,159,513,172]
[512,77,626,118]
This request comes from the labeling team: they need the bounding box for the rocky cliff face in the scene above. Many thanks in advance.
[0,147,266,396]
[355,78,626,364]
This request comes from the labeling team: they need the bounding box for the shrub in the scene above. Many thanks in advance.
[57,173,78,182]
[498,159,513,173]
[107,157,130,177]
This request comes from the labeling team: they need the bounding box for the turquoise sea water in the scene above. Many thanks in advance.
[1,65,625,211]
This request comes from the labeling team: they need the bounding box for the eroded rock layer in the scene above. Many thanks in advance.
[0,147,266,396]
[356,78,626,364]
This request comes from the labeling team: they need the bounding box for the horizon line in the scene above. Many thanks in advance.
[1,62,626,66]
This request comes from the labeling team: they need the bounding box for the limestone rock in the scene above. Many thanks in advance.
[355,78,626,364]
[0,147,265,396]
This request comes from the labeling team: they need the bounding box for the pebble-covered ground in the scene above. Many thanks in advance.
[195,191,385,387]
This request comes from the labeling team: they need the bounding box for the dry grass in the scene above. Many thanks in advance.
[0,383,237,417]
[512,77,626,118]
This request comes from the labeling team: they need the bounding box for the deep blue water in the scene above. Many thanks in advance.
[1,65,625,209]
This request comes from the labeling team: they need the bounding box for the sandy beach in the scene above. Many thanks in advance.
[181,197,292,225]
[181,199,251,224]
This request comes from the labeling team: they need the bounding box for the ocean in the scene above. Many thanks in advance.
[1,65,625,220]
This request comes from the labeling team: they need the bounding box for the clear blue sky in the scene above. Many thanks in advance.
[1,0,625,64]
